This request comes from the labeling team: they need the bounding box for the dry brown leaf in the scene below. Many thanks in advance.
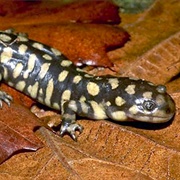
[0,0,129,67]
[0,0,129,165]
[0,0,120,25]
[166,79,180,94]
[0,84,34,108]
[1,117,180,179]
[0,0,180,179]
[0,103,43,164]
[10,23,129,67]
[122,31,180,84]
[109,0,180,81]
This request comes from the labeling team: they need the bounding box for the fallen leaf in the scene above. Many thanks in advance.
[12,23,129,67]
[1,116,180,179]
[0,83,34,108]
[0,102,43,164]
[0,0,129,165]
[166,79,180,94]
[0,0,128,67]
[0,0,120,25]
[0,0,180,179]
[109,0,180,79]
[122,31,180,84]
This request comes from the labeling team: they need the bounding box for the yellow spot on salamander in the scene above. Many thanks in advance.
[27,82,39,98]
[44,78,54,106]
[90,101,107,119]
[61,90,71,113]
[106,101,111,106]
[39,63,51,79]
[61,90,71,101]
[108,78,119,89]
[1,47,13,64]
[61,60,72,67]
[68,100,78,112]
[18,35,28,42]
[80,102,88,114]
[87,82,100,96]
[37,88,44,103]
[84,74,94,78]
[0,34,11,42]
[51,48,61,56]
[96,77,102,80]
[125,85,136,95]
[23,54,36,79]
[143,92,153,99]
[53,102,60,110]
[3,67,8,79]
[18,44,28,54]
[129,105,138,115]
[8,81,13,87]
[58,70,69,82]
[80,96,86,102]
[32,42,44,50]
[76,68,84,72]
[16,81,26,91]
[111,111,127,121]
[73,75,82,84]
[115,96,126,106]
[13,63,23,78]
[43,54,52,61]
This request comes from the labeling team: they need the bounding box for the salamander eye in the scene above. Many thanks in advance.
[143,100,156,111]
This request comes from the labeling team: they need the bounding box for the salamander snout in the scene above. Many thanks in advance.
[127,85,176,123]
[152,93,175,123]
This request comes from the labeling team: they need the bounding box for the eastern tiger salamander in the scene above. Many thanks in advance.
[0,30,175,140]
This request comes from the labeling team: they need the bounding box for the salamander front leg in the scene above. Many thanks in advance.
[0,90,13,107]
[60,101,83,141]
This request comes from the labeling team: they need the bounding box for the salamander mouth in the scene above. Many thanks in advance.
[127,113,175,123]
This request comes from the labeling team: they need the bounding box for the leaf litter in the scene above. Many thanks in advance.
[0,0,180,180]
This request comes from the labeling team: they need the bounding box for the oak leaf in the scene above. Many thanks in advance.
[0,102,43,164]
[122,31,180,84]
[0,0,120,25]
[0,0,180,180]
[0,0,129,67]
[14,23,129,67]
[0,0,129,164]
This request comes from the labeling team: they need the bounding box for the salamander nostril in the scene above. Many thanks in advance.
[166,108,171,114]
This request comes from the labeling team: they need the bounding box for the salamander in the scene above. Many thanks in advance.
[0,29,176,140]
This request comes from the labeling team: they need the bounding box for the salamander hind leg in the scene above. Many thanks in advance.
[60,100,84,141]
[0,90,13,107]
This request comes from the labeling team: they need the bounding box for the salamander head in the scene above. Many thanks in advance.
[106,81,175,123]
[126,84,175,123]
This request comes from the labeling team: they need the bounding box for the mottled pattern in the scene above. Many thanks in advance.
[0,30,176,140]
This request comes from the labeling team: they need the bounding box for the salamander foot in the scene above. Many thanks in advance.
[0,91,13,107]
[60,123,84,141]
